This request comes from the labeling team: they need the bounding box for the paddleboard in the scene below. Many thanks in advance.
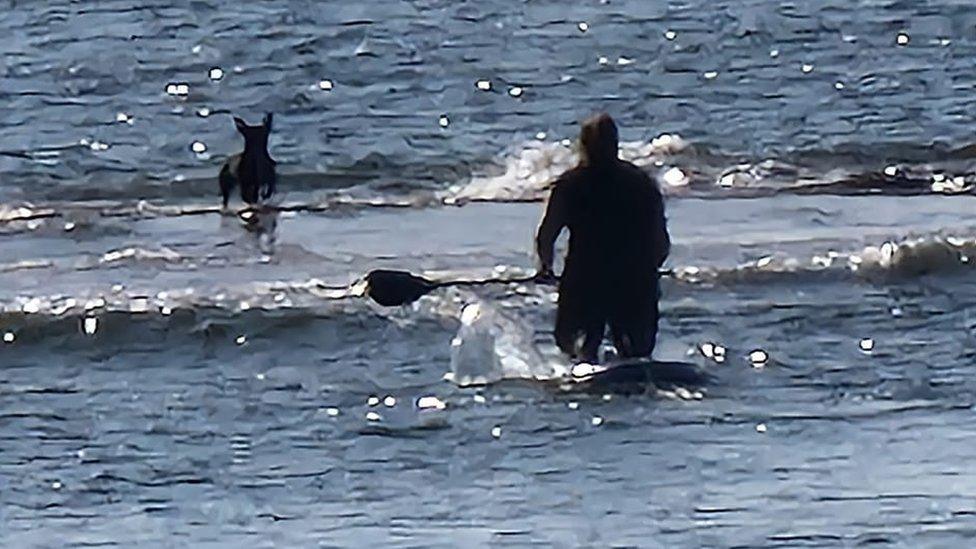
[560,359,711,393]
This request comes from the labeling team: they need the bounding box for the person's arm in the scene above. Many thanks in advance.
[536,182,568,276]
[655,210,670,269]
[650,187,670,269]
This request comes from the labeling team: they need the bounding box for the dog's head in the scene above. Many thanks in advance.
[233,113,273,150]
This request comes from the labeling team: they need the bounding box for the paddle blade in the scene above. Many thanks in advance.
[364,269,438,306]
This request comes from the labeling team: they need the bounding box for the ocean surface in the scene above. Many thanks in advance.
[4,0,976,546]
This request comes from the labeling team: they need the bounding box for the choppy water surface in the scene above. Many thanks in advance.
[4,0,976,546]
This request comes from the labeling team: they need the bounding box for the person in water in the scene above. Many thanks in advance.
[536,113,670,363]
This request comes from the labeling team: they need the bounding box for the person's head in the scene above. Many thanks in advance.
[578,113,619,167]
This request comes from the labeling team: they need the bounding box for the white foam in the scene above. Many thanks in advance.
[417,396,446,410]
[445,136,689,203]
[749,349,768,367]
[0,205,38,222]
[849,235,969,277]
[668,231,976,287]
[571,362,603,378]
[449,300,552,386]
[83,317,98,335]
[662,167,689,187]
[100,247,181,264]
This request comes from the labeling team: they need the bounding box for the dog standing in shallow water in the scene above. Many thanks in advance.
[219,113,277,209]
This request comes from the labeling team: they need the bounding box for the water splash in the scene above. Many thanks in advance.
[449,301,556,386]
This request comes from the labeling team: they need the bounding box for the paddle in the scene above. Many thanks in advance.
[363,269,540,307]
[363,268,673,307]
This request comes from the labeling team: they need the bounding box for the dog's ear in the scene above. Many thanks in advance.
[263,112,273,131]
[233,117,248,133]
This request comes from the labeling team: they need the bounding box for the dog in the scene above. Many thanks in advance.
[219,113,277,209]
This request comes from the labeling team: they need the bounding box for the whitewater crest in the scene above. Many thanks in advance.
[670,231,976,286]
[443,134,689,203]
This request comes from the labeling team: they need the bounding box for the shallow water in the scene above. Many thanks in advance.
[4,0,976,547]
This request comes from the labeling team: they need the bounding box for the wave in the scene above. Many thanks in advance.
[4,138,976,214]
[99,246,182,265]
[0,244,190,275]
[441,133,690,203]
[0,141,470,205]
[1,228,975,350]
[445,137,976,203]
[1,229,973,311]
[0,275,361,319]
[670,232,976,286]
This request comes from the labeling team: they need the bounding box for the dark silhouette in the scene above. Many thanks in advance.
[219,113,277,208]
[365,269,437,306]
[536,113,670,363]
[363,269,537,307]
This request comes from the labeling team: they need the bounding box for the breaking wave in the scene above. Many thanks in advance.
[672,231,976,286]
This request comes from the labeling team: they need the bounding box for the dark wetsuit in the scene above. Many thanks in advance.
[536,160,670,362]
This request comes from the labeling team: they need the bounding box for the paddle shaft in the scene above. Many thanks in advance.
[430,274,538,289]
[362,267,674,306]
[428,268,674,289]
